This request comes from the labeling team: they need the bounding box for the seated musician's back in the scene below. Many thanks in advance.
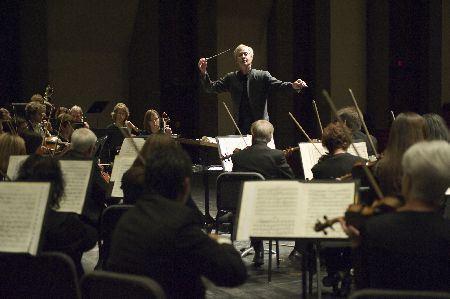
[106,145,247,298]
[358,140,450,292]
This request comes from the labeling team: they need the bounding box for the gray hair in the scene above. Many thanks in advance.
[69,105,83,114]
[234,44,254,60]
[251,120,274,144]
[402,140,450,204]
[70,128,97,154]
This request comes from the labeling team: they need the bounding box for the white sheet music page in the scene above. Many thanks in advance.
[57,160,93,214]
[236,181,354,240]
[217,135,276,172]
[348,142,368,160]
[236,181,302,240]
[0,182,50,255]
[299,143,327,180]
[110,155,136,198]
[300,181,355,238]
[119,137,145,157]
[6,155,29,180]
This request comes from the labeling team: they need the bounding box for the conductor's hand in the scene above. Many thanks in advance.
[198,58,207,76]
[292,79,308,91]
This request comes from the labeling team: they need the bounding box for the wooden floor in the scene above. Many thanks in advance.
[82,171,345,298]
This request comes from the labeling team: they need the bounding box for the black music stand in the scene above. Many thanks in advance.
[86,101,109,128]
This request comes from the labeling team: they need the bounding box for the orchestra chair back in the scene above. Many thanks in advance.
[349,289,450,299]
[215,172,265,234]
[96,204,133,270]
[0,252,81,299]
[81,271,165,299]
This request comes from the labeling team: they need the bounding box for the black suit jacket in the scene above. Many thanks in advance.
[106,193,247,298]
[231,142,294,179]
[312,153,364,179]
[201,69,295,123]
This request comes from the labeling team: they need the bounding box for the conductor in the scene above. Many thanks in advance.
[199,44,308,134]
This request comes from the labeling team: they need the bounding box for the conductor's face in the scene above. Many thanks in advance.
[235,47,253,70]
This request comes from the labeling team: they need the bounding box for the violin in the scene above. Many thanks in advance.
[314,196,403,235]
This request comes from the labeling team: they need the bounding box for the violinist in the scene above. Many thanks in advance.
[345,141,450,292]
[60,128,112,227]
[372,112,426,199]
[56,113,74,143]
[69,105,90,129]
[107,103,139,135]
[231,120,294,267]
[311,122,365,179]
[139,109,172,136]
[423,113,449,142]
[0,108,11,135]
[337,107,378,157]
[25,101,48,138]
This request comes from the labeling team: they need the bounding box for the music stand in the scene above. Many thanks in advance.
[86,101,109,128]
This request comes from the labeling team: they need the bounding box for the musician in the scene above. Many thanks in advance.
[25,101,47,138]
[106,145,247,298]
[198,44,307,134]
[337,107,378,157]
[0,108,11,135]
[107,103,139,135]
[121,134,204,222]
[30,93,45,104]
[56,113,74,143]
[139,109,172,135]
[69,105,89,128]
[423,113,449,142]
[60,128,111,227]
[351,141,450,291]
[55,106,69,118]
[311,122,365,179]
[373,112,426,198]
[16,155,97,276]
[0,133,26,180]
[231,119,294,266]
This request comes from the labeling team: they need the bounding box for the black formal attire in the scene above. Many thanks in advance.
[231,141,295,180]
[232,141,294,253]
[358,211,450,291]
[43,209,97,276]
[311,153,364,179]
[201,69,298,134]
[121,165,204,224]
[106,193,247,298]
[352,130,378,157]
[60,150,112,227]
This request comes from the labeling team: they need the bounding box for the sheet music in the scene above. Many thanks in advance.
[110,155,136,198]
[300,182,355,238]
[119,137,145,157]
[6,155,29,180]
[58,160,93,214]
[0,182,50,255]
[217,135,276,172]
[236,181,355,240]
[299,142,368,180]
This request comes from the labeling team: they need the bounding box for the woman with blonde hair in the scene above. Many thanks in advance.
[0,133,26,179]
[107,103,139,135]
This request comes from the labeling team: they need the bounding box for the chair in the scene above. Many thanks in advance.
[96,204,133,269]
[349,288,450,299]
[215,172,280,282]
[0,252,81,298]
[81,271,165,299]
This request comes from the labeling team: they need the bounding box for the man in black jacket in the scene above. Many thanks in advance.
[199,44,307,134]
[232,120,294,266]
[106,145,247,298]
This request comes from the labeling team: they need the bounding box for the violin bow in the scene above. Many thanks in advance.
[312,100,323,135]
[390,110,396,121]
[322,90,384,200]
[288,112,323,156]
[348,89,379,158]
[222,102,248,147]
